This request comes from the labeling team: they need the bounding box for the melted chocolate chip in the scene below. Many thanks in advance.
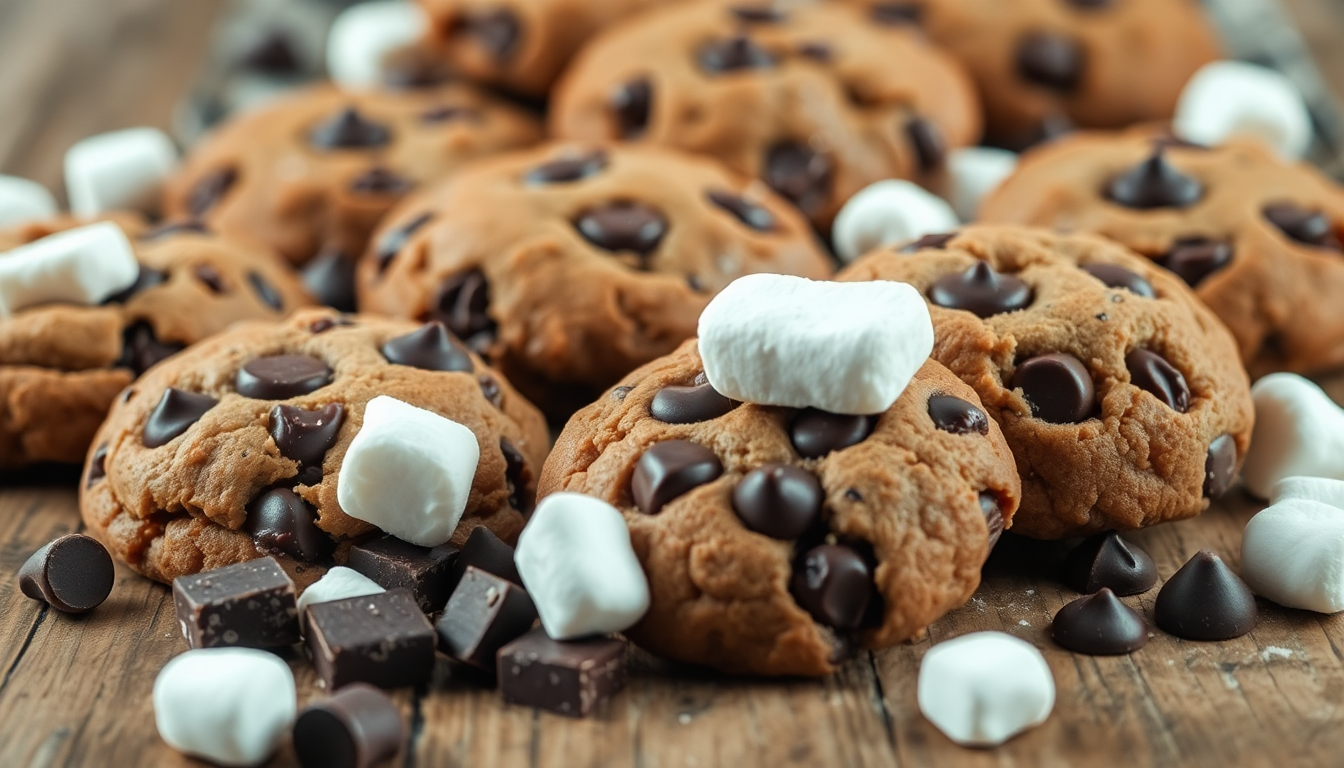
[500,438,529,513]
[764,142,832,216]
[1010,353,1095,424]
[905,117,946,173]
[790,544,874,629]
[790,409,877,459]
[478,374,504,408]
[610,78,652,138]
[302,249,358,312]
[928,395,989,435]
[458,9,520,62]
[350,167,412,196]
[1263,203,1342,250]
[194,264,226,294]
[870,3,924,24]
[431,269,496,351]
[1063,531,1158,596]
[236,355,332,399]
[118,322,184,375]
[631,440,723,514]
[103,265,167,305]
[929,262,1033,318]
[1051,589,1148,655]
[1081,263,1155,298]
[1016,31,1083,91]
[1105,148,1203,209]
[270,403,345,468]
[524,151,609,185]
[650,382,737,424]
[247,487,333,562]
[382,322,473,372]
[1126,349,1190,413]
[248,271,284,311]
[86,443,108,488]
[188,167,238,217]
[1160,238,1233,287]
[375,212,435,275]
[575,202,667,258]
[898,232,959,253]
[1153,550,1257,641]
[732,464,823,540]
[144,388,219,448]
[980,492,1005,549]
[1204,433,1237,499]
[708,190,775,231]
[309,107,392,150]
[698,35,776,73]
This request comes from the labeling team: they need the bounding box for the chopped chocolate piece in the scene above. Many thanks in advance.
[293,684,404,768]
[143,388,219,448]
[1153,550,1257,641]
[1051,588,1149,655]
[436,566,537,669]
[1063,531,1157,596]
[447,527,522,597]
[305,588,435,690]
[18,534,114,614]
[347,535,459,614]
[497,628,627,718]
[173,556,299,648]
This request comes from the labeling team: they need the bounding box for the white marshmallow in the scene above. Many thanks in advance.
[0,175,58,228]
[1174,61,1312,160]
[947,147,1018,222]
[1270,476,1344,510]
[337,396,480,547]
[0,221,139,317]
[832,179,959,263]
[296,566,385,617]
[515,492,650,640]
[1242,499,1344,613]
[698,274,934,415]
[65,127,178,217]
[918,631,1055,747]
[153,648,296,767]
[326,1,429,89]
[1242,374,1344,499]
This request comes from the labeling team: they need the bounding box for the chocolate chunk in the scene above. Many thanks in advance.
[498,628,627,718]
[1081,262,1155,298]
[928,261,1033,318]
[708,190,775,232]
[173,557,299,648]
[305,589,436,689]
[610,78,652,138]
[142,220,211,241]
[144,388,219,448]
[1204,433,1237,499]
[239,30,302,73]
[247,488,333,562]
[1263,203,1342,250]
[1105,148,1203,209]
[980,492,1005,549]
[730,5,784,22]
[905,116,946,173]
[524,151,608,185]
[1051,588,1148,655]
[236,355,332,399]
[478,374,504,408]
[1153,550,1258,641]
[1016,31,1083,91]
[631,440,723,514]
[248,271,284,311]
[1126,348,1190,413]
[790,409,877,459]
[188,167,238,217]
[302,249,358,312]
[649,382,737,424]
[928,395,989,435]
[349,166,412,196]
[796,41,833,62]
[1010,353,1095,424]
[449,527,523,596]
[86,443,108,488]
[382,321,473,372]
[18,534,114,614]
[698,35,776,73]
[309,107,392,150]
[103,265,167,305]
[1160,238,1233,287]
[119,322,184,375]
[575,201,667,257]
[500,440,530,514]
[790,544,874,630]
[459,9,520,61]
[375,212,435,275]
[293,684,404,768]
[194,264,226,294]
[431,269,496,351]
[1063,531,1157,596]
[271,402,345,468]
[870,3,924,24]
[347,535,460,614]
[898,232,958,252]
[764,142,832,216]
[732,463,823,540]
[436,566,537,669]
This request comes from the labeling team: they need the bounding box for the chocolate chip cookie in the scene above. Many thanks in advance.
[980,129,1344,378]
[838,225,1254,539]
[81,309,548,586]
[548,0,980,230]
[356,142,833,415]
[0,217,311,468]
[162,84,542,309]
[539,339,1021,676]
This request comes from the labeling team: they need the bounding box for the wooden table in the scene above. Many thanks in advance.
[4,1,1344,766]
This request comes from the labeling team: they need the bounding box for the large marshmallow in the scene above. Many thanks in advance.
[1242,374,1344,499]
[832,179,959,263]
[1242,499,1344,613]
[947,147,1017,222]
[0,175,58,228]
[326,1,429,89]
[1174,61,1312,160]
[65,127,178,216]
[337,395,480,547]
[296,566,385,617]
[515,492,650,640]
[1270,476,1344,509]
[0,221,139,317]
[918,632,1055,747]
[153,648,296,767]
[698,274,934,415]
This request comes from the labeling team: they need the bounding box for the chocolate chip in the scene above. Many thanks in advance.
[790,544,874,629]
[732,464,823,540]
[905,117,946,173]
[431,269,496,351]
[500,439,529,514]
[1063,531,1158,596]
[349,166,412,196]
[1016,31,1083,91]
[421,104,484,123]
[302,249,358,312]
[310,316,354,334]
[698,35,776,73]
[1010,353,1095,424]
[375,212,435,275]
[1081,263,1155,298]
[575,201,667,258]
[382,322,473,373]
[118,322,184,375]
[524,151,609,185]
[1160,238,1233,287]
[997,112,1075,153]
[478,374,503,408]
[188,167,237,217]
[238,30,301,73]
[448,527,522,593]
[1204,433,1237,499]
[708,190,775,231]
[293,684,404,768]
[796,41,833,62]
[611,78,652,138]
[649,382,737,424]
[247,487,333,562]
[193,264,226,294]
[928,395,989,435]
[142,220,211,241]
[1126,348,1189,413]
[236,355,332,399]
[248,271,284,311]
[631,440,723,514]
[309,107,391,150]
[898,231,959,253]
[869,2,924,24]
[980,492,1005,549]
[1051,588,1148,655]
[790,409,877,459]
[86,443,108,488]
[103,265,167,305]
[271,403,345,468]
[730,5,784,22]
[458,9,520,62]
[928,261,1033,318]
[1153,550,1257,641]
[18,534,114,614]
[144,388,219,448]
[1105,148,1203,209]
[1263,203,1342,250]
[764,142,833,216]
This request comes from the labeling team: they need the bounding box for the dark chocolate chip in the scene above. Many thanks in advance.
[730,5,784,23]
[1081,262,1155,298]
[302,249,358,312]
[1105,148,1203,209]
[928,261,1033,318]
[610,78,652,138]
[980,492,1005,549]
[382,322,473,372]
[1063,531,1158,596]
[698,35,776,73]
[293,684,404,768]
[86,443,108,488]
[1153,550,1257,641]
[1204,433,1237,499]
[347,536,459,614]
[790,544,874,630]
[236,355,333,399]
[524,151,608,185]
[194,264,226,294]
[1160,238,1233,287]
[796,41,833,62]
[118,322,184,375]
[1263,203,1342,250]
[436,566,537,669]
[996,113,1075,153]
[103,265,167,305]
[248,270,284,311]
[898,232,958,253]
[764,142,833,216]
[144,388,219,448]
[431,269,496,350]
[478,374,503,408]
[575,202,667,257]
[239,30,301,73]
[188,167,238,217]
[870,3,924,24]
[458,9,520,62]
[905,116,946,173]
[309,107,392,150]
[18,534,114,614]
[349,166,412,196]
[732,463,823,540]
[790,409,877,459]
[631,440,723,514]
[708,190,775,231]
[305,589,435,689]
[1016,31,1083,91]
[174,557,300,648]
[1051,588,1148,655]
[421,104,484,123]
[1126,348,1190,413]
[375,211,435,275]
[1010,353,1095,424]
[247,487,333,562]
[497,629,628,718]
[928,395,989,435]
[500,440,529,514]
[270,403,345,467]
[650,382,737,424]
[310,316,354,334]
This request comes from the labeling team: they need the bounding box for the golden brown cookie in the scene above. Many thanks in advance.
[81,309,548,586]
[549,0,980,230]
[357,142,833,414]
[838,225,1254,538]
[979,129,1344,378]
[539,339,1021,676]
[0,217,312,468]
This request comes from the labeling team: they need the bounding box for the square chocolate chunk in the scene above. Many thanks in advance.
[172,556,299,649]
[347,534,459,613]
[497,629,628,718]
[305,588,435,690]
[436,566,536,670]
[446,526,521,596]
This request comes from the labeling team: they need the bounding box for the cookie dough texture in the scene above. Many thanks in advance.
[540,340,1021,676]
[839,225,1254,538]
[980,130,1344,377]
[549,0,980,229]
[0,217,310,468]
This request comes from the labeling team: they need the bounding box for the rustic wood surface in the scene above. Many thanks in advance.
[3,0,1344,766]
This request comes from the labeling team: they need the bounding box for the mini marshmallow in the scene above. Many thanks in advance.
[1174,61,1312,160]
[698,274,934,415]
[1270,476,1344,509]
[65,127,178,217]
[337,396,480,547]
[0,175,58,228]
[326,1,429,89]
[918,631,1055,747]
[947,147,1018,222]
[296,566,385,617]
[0,221,139,317]
[515,492,650,640]
[832,179,959,263]
[1242,499,1344,613]
[153,648,296,767]
[1241,374,1344,499]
